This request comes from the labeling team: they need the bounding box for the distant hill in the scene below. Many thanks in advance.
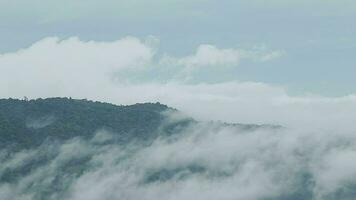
[0,98,281,151]
[0,98,193,150]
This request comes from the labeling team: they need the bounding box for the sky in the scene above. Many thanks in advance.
[1,0,356,96]
[1,0,356,127]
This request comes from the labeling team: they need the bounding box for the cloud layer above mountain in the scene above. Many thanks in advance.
[1,36,356,131]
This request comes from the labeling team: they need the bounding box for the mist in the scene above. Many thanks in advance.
[1,111,356,200]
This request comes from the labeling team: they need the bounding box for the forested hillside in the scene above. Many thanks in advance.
[0,98,192,150]
[0,98,285,200]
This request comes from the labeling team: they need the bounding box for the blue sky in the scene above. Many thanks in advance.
[1,0,356,96]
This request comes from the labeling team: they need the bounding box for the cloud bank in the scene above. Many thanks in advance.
[1,36,356,132]
[2,117,356,200]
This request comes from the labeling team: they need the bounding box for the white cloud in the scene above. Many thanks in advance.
[239,45,285,62]
[178,44,241,67]
[160,44,283,72]
[0,36,154,98]
[2,36,356,133]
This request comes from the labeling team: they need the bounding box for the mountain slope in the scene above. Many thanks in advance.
[0,98,190,150]
[0,97,279,150]
[0,98,287,200]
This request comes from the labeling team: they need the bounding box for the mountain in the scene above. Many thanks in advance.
[0,98,283,200]
[0,97,278,151]
[0,98,192,150]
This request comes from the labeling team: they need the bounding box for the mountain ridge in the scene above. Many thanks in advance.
[0,97,280,150]
[0,97,182,149]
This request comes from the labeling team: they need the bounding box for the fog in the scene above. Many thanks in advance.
[1,113,356,200]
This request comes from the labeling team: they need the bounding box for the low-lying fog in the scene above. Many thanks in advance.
[1,112,356,200]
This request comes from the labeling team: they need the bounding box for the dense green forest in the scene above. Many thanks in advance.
[0,97,279,151]
[0,97,194,150]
